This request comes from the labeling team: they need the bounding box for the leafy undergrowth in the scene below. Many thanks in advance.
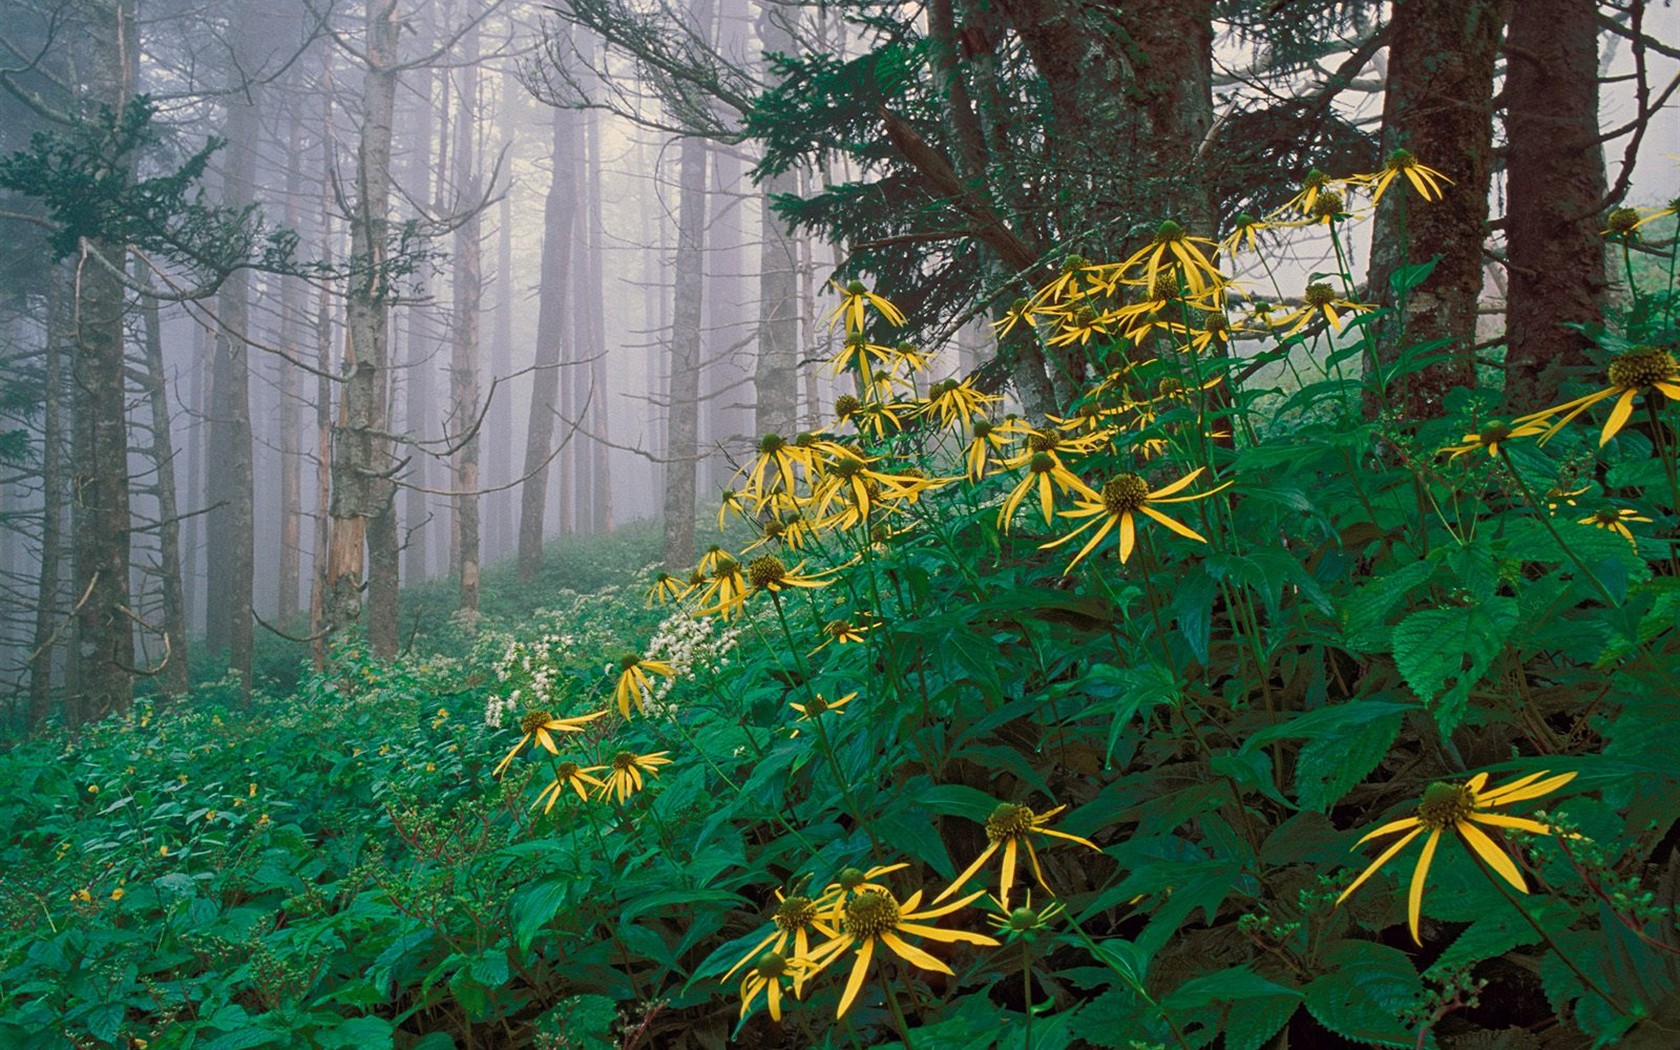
[6,184,1680,1050]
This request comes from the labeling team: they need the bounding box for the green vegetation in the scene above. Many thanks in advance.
[4,183,1680,1050]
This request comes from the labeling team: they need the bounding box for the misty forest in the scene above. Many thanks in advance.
[2,0,1680,1046]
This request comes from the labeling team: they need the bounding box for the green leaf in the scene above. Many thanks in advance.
[512,878,573,953]
[1294,706,1403,812]
[1389,597,1518,734]
[1304,940,1429,1048]
[1162,966,1300,1010]
[915,781,1003,822]
[1227,995,1299,1050]
[1340,561,1434,652]
[1387,256,1440,296]
[466,949,510,990]
[317,1017,394,1050]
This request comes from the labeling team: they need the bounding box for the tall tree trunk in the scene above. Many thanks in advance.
[582,104,613,534]
[205,0,264,693]
[328,0,401,654]
[29,272,67,726]
[1366,0,1507,420]
[277,106,306,625]
[139,275,189,697]
[517,102,578,581]
[401,45,439,586]
[490,73,516,558]
[664,129,708,569]
[310,53,338,670]
[1501,0,1607,413]
[66,0,137,724]
[450,23,482,618]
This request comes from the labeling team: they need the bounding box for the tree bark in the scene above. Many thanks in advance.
[450,22,482,619]
[204,0,263,693]
[1366,0,1508,420]
[29,271,68,726]
[327,0,401,655]
[1501,0,1606,413]
[138,274,189,697]
[66,0,137,724]
[753,2,800,441]
[517,102,578,581]
[664,128,709,570]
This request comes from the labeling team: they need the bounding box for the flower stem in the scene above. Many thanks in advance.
[883,969,919,1050]
[1497,449,1618,606]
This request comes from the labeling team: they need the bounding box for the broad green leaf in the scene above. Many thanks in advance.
[317,1017,394,1050]
[1390,597,1518,734]
[1303,940,1430,1048]
[1294,706,1403,812]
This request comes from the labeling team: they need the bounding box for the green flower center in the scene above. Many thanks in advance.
[972,419,994,439]
[712,555,740,579]
[1386,148,1416,171]
[1028,452,1058,475]
[1027,430,1061,453]
[835,866,867,890]
[928,379,956,398]
[1591,507,1623,525]
[1302,168,1329,191]
[618,653,643,672]
[754,951,790,979]
[986,802,1037,842]
[1004,906,1042,932]
[1234,212,1259,229]
[759,433,787,454]
[846,280,867,295]
[1418,782,1476,829]
[1103,473,1150,516]
[1607,347,1678,389]
[611,751,637,772]
[830,456,866,479]
[1201,312,1230,335]
[1311,190,1344,220]
[804,695,830,715]
[826,620,854,639]
[1062,254,1088,273]
[773,896,816,931]
[1153,220,1186,244]
[794,431,818,448]
[1150,272,1180,301]
[747,555,787,590]
[520,710,553,735]
[1606,207,1641,235]
[557,761,580,778]
[842,890,901,939]
[1479,422,1513,445]
[1304,283,1336,308]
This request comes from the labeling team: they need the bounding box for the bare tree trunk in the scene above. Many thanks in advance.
[582,106,613,534]
[29,273,67,726]
[490,74,516,558]
[277,107,306,625]
[328,0,401,655]
[1501,0,1606,413]
[517,102,578,582]
[450,22,482,618]
[66,0,137,724]
[664,128,708,569]
[204,0,265,693]
[310,53,338,669]
[1366,0,1508,420]
[138,275,189,697]
[401,40,439,586]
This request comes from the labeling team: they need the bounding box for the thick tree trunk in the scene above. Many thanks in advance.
[1366,0,1507,420]
[139,277,190,697]
[401,48,439,586]
[450,24,482,619]
[29,273,68,726]
[582,107,613,535]
[204,0,264,692]
[66,0,137,725]
[327,0,401,652]
[1501,0,1607,413]
[517,103,578,581]
[277,109,306,625]
[490,75,516,559]
[664,129,708,570]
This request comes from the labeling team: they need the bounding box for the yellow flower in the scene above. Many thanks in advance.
[1218,212,1275,257]
[71,888,92,903]
[964,418,1006,481]
[1044,468,1228,568]
[935,803,1102,910]
[803,886,999,1017]
[919,377,1000,430]
[818,862,909,922]
[722,891,828,995]
[532,761,608,812]
[493,708,608,777]
[646,572,689,607]
[1336,770,1576,944]
[788,691,857,736]
[1272,167,1334,220]
[829,333,896,384]
[1603,206,1643,238]
[745,555,830,596]
[1438,419,1548,459]
[1117,221,1226,298]
[110,886,125,902]
[597,750,672,803]
[1515,346,1680,447]
[811,618,872,655]
[614,654,677,719]
[998,451,1097,531]
[717,488,749,530]
[693,555,750,620]
[1578,506,1651,546]
[736,951,811,1022]
[1352,148,1452,205]
[827,279,907,333]
[1273,282,1373,335]
[741,433,809,505]
[1627,196,1679,232]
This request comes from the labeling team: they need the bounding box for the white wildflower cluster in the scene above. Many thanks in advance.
[483,632,578,727]
[640,609,745,716]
